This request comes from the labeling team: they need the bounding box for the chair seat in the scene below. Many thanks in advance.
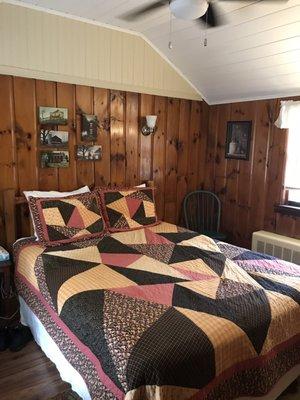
[202,231,227,241]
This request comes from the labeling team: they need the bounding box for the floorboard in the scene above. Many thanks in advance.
[0,341,70,400]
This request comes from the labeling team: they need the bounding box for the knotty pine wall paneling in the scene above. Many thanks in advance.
[94,88,111,187]
[0,74,205,244]
[1,73,297,248]
[205,97,300,247]
[36,80,58,191]
[0,76,16,244]
[57,83,77,191]
[153,96,167,220]
[165,98,180,224]
[76,85,95,187]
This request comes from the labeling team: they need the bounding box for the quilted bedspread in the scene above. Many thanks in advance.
[15,222,300,400]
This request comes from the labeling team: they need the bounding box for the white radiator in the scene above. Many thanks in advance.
[252,230,300,265]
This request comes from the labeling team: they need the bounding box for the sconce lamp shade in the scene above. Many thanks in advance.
[146,115,157,129]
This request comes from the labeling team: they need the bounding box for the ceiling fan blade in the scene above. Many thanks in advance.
[199,2,221,28]
[119,1,169,21]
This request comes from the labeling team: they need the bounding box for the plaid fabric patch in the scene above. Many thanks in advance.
[28,192,105,245]
[100,187,159,232]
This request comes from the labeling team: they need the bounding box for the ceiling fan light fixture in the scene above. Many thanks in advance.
[170,0,208,20]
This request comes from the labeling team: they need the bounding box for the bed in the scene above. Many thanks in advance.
[13,219,300,400]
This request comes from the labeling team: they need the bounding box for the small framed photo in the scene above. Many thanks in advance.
[39,107,68,125]
[76,145,102,161]
[81,114,99,141]
[40,151,69,168]
[225,121,252,160]
[40,130,69,147]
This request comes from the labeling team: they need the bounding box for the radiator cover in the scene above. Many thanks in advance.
[252,230,300,265]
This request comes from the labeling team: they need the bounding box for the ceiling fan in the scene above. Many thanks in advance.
[120,0,288,29]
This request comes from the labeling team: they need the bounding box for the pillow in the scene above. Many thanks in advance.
[28,191,105,245]
[100,187,159,232]
[24,186,90,238]
[23,186,90,200]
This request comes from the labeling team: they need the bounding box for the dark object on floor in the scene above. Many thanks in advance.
[9,323,33,352]
[47,389,82,400]
[183,190,227,241]
[0,328,10,351]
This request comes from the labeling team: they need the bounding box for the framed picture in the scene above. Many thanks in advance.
[39,107,68,125]
[225,121,252,160]
[81,114,99,141]
[76,145,102,161]
[40,130,69,147]
[40,151,69,168]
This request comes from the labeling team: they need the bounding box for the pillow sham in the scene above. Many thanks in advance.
[28,191,105,245]
[100,187,159,232]
[24,186,90,238]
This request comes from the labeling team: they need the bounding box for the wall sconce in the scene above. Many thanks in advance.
[141,115,157,136]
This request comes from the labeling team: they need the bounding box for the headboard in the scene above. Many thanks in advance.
[2,181,155,252]
[2,190,30,252]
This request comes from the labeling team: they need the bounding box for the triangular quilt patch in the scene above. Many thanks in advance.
[110,283,175,306]
[68,207,85,229]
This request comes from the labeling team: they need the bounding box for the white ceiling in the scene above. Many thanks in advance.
[11,0,300,104]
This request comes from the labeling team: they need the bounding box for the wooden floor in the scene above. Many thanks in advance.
[0,340,299,400]
[0,341,70,400]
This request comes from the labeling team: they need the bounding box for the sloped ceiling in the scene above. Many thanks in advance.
[7,0,300,104]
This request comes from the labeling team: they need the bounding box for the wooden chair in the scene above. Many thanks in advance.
[183,190,227,241]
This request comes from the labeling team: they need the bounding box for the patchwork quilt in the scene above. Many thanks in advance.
[15,222,300,400]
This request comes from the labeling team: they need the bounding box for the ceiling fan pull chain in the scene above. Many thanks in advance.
[204,6,208,47]
[168,10,173,50]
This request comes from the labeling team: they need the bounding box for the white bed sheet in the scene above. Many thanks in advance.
[19,296,91,400]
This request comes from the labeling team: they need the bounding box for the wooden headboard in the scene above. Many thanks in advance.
[3,189,30,252]
[2,181,155,253]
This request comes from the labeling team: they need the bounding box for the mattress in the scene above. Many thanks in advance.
[14,222,300,400]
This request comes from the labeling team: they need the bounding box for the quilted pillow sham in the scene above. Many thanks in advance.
[100,187,159,232]
[28,191,106,245]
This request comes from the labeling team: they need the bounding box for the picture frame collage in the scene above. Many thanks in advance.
[38,107,102,168]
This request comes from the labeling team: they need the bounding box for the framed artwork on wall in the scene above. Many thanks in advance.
[225,121,252,160]
[40,130,69,147]
[40,151,69,168]
[76,145,102,161]
[81,114,99,141]
[39,107,68,125]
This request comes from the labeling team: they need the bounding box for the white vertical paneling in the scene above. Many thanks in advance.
[73,20,86,77]
[0,3,201,100]
[0,3,12,65]
[43,12,59,73]
[110,29,123,83]
[153,52,164,90]
[133,37,145,87]
[144,44,154,89]
[58,16,72,76]
[11,5,27,68]
[26,7,44,71]
[122,33,134,85]
[85,23,99,80]
[97,26,111,82]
